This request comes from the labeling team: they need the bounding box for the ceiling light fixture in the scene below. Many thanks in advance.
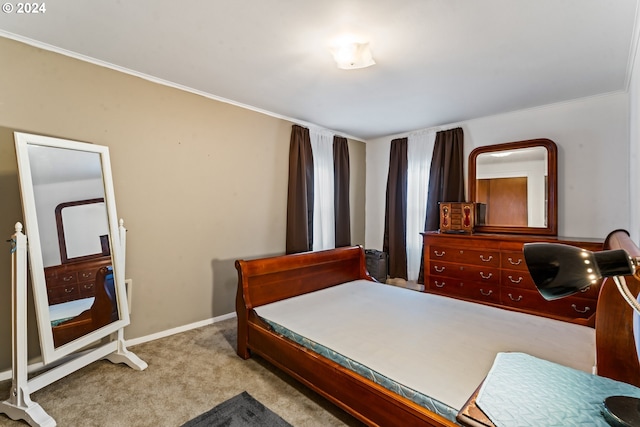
[330,41,375,70]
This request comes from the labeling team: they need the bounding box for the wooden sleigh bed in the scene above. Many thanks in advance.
[51,266,118,347]
[235,230,640,427]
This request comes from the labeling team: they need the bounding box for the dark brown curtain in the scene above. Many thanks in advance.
[418,127,464,283]
[383,138,408,280]
[333,136,351,247]
[286,125,314,254]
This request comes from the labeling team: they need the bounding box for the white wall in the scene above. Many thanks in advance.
[366,92,630,249]
[629,27,640,245]
[33,178,105,266]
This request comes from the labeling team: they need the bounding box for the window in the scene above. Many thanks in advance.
[406,130,435,281]
[310,129,335,251]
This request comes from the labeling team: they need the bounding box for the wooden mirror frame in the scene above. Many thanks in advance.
[55,198,111,264]
[468,138,558,235]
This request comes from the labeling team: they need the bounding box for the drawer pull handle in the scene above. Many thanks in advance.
[508,293,523,302]
[84,284,93,289]
[434,266,445,273]
[434,281,445,288]
[508,257,522,266]
[480,272,492,279]
[434,250,445,257]
[508,276,523,284]
[65,288,74,293]
[571,304,591,314]
[480,255,493,262]
[63,275,73,282]
[81,273,91,278]
[480,289,493,296]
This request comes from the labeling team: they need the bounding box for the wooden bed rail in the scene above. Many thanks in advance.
[597,229,640,386]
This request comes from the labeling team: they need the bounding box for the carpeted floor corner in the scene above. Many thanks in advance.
[0,318,364,427]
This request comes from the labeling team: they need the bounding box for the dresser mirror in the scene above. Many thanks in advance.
[468,138,557,235]
[56,198,110,263]
[14,132,130,364]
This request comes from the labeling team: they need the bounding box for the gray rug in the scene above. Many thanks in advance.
[181,391,293,427]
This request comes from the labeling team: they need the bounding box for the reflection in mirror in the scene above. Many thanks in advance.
[14,133,130,363]
[475,146,547,227]
[469,139,557,235]
[55,198,111,263]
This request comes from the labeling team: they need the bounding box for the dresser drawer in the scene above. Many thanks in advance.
[78,281,97,298]
[47,271,78,286]
[77,267,99,282]
[500,269,536,290]
[499,269,601,299]
[500,251,528,271]
[430,261,499,285]
[573,283,601,299]
[47,283,80,305]
[500,287,595,320]
[44,268,57,281]
[429,246,500,267]
[43,256,111,304]
[428,278,500,304]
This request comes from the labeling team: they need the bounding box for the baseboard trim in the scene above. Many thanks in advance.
[0,312,237,382]
[125,312,236,347]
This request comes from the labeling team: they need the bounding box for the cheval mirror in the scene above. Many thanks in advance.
[468,138,558,235]
[14,132,132,364]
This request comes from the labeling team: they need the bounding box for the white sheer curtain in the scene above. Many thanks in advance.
[310,129,335,251]
[406,129,436,281]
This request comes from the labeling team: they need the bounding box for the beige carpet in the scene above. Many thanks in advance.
[0,318,364,427]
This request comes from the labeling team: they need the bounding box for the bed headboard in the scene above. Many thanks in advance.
[596,230,640,387]
[234,245,372,359]
[235,246,370,310]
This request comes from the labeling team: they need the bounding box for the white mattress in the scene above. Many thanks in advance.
[49,297,94,322]
[254,280,596,410]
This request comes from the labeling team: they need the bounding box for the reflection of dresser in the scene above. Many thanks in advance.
[44,257,112,305]
[422,232,604,326]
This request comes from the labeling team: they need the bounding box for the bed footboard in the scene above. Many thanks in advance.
[597,230,640,386]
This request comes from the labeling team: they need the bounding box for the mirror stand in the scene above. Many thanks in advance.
[0,222,146,427]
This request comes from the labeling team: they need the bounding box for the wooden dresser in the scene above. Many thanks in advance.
[44,257,112,305]
[422,231,604,326]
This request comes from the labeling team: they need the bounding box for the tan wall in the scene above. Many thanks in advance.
[0,37,365,371]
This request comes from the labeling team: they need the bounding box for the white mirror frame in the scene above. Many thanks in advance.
[14,132,131,364]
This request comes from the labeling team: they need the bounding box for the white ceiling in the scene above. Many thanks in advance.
[27,144,103,185]
[0,0,638,140]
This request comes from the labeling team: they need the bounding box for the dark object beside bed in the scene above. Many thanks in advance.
[235,238,640,426]
[365,249,387,283]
